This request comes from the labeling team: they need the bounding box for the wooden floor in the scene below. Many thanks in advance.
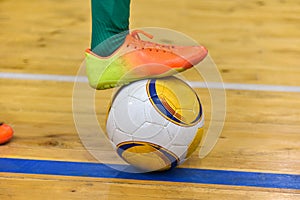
[1,0,300,199]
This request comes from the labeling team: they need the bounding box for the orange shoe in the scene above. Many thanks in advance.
[86,30,208,90]
[0,123,14,144]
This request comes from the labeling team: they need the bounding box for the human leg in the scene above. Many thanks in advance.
[91,0,130,56]
[86,0,208,90]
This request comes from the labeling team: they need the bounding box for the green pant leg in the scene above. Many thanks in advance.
[91,0,131,56]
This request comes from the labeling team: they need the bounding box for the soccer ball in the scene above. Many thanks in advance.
[105,76,204,172]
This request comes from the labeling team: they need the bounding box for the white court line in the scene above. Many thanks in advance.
[1,72,300,93]
[0,72,88,83]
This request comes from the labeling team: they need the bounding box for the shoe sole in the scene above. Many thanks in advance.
[96,67,186,90]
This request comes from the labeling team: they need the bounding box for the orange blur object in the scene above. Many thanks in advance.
[0,123,14,144]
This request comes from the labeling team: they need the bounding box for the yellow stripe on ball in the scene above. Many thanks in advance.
[186,127,204,158]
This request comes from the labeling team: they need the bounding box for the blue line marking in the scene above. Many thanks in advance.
[0,158,299,190]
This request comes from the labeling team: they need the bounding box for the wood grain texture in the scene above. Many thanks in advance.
[0,173,299,200]
[0,0,299,199]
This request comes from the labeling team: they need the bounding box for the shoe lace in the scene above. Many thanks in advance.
[129,30,175,52]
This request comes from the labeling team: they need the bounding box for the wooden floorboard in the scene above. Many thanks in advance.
[0,0,299,199]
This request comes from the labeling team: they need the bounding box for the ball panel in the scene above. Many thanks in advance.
[111,129,132,146]
[167,145,189,161]
[171,126,199,146]
[126,96,147,129]
[128,80,149,102]
[147,79,184,125]
[112,96,143,134]
[144,100,169,127]
[165,121,180,140]
[105,77,205,172]
[132,122,163,139]
[106,108,117,140]
[117,141,179,171]
[146,77,203,126]
[110,84,130,108]
[186,127,204,158]
[134,127,172,147]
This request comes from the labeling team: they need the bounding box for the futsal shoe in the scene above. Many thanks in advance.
[85,30,208,90]
[0,123,14,144]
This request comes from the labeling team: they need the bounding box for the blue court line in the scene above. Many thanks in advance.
[0,158,299,190]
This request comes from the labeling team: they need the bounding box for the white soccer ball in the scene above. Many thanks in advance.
[106,76,204,172]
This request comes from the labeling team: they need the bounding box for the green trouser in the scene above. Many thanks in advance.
[91,0,131,56]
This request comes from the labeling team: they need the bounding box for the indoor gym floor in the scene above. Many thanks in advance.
[0,0,299,199]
